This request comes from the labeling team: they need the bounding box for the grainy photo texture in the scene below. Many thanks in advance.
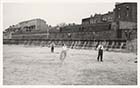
[3,2,137,85]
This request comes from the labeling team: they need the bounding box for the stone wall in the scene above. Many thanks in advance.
[126,39,137,53]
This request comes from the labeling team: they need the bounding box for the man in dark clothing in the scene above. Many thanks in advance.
[51,43,55,53]
[97,44,104,62]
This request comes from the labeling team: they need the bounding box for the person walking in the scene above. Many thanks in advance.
[60,44,67,62]
[97,43,104,62]
[51,42,55,53]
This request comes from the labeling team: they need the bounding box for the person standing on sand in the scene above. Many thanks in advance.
[97,43,104,62]
[60,44,67,62]
[50,42,55,53]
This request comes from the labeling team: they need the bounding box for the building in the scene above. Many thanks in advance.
[101,11,114,22]
[82,2,137,40]
[82,14,101,24]
[5,18,49,33]
[3,18,50,39]
[19,18,49,32]
[114,3,137,40]
[82,2,137,25]
[4,24,20,33]
[114,3,137,22]
[82,11,114,24]
[82,14,102,24]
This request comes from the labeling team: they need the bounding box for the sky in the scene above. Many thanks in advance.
[3,2,115,29]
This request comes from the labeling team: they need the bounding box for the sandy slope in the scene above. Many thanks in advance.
[3,45,137,85]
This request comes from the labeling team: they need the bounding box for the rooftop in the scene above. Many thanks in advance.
[19,18,46,24]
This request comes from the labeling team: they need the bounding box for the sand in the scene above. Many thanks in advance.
[3,45,137,85]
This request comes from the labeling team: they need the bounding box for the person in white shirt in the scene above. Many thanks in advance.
[60,44,67,62]
[97,43,104,62]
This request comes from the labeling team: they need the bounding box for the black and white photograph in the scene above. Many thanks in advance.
[0,0,139,87]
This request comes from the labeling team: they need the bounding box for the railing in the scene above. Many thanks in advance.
[3,39,126,50]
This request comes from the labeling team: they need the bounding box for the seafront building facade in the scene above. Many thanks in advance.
[3,3,137,52]
[3,18,50,39]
